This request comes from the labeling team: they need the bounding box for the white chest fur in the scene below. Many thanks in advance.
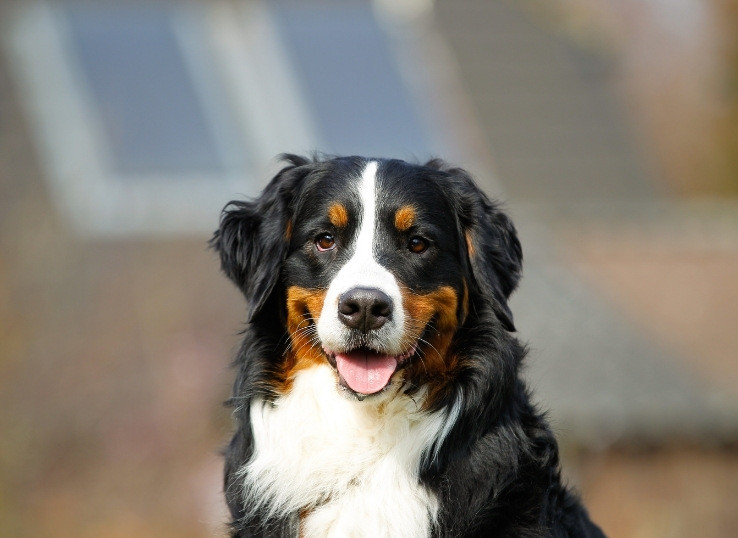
[241,365,445,538]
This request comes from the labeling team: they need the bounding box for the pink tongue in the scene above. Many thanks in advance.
[335,350,398,394]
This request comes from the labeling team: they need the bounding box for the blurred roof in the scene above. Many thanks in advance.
[434,0,738,445]
[1,0,736,456]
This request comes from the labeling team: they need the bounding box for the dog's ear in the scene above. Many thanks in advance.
[464,198,522,331]
[211,155,311,322]
[431,161,522,331]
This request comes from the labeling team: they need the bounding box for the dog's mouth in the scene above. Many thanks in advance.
[324,345,416,398]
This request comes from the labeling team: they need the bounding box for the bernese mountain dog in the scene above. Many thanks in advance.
[212,155,605,537]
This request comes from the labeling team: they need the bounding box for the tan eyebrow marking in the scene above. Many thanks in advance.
[394,205,416,231]
[327,203,349,228]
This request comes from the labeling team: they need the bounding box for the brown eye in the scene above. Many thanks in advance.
[315,233,336,251]
[408,236,428,254]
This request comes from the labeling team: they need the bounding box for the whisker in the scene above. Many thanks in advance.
[419,335,443,363]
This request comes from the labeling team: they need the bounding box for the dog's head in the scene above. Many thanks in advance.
[213,155,521,402]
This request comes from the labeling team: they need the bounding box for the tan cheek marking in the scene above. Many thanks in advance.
[285,219,293,242]
[394,205,416,231]
[327,203,349,228]
[402,286,464,409]
[401,286,460,387]
[278,286,328,393]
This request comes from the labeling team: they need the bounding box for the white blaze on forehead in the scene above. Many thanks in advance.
[354,160,378,265]
[317,161,406,355]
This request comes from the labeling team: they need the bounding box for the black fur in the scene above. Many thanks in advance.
[213,155,605,537]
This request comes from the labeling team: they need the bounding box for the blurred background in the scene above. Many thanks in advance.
[1,0,737,536]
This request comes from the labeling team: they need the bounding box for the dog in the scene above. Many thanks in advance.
[212,155,605,537]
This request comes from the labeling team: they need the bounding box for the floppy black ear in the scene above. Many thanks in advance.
[211,155,311,321]
[464,197,522,331]
[431,161,522,331]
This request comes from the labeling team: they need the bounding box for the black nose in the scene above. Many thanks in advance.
[338,287,393,332]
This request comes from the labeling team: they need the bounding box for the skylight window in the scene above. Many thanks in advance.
[5,1,457,236]
[270,2,431,157]
[65,5,244,177]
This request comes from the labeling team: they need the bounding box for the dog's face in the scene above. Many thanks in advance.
[213,156,522,403]
[283,159,469,399]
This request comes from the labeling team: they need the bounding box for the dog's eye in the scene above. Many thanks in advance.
[407,236,428,254]
[315,233,336,252]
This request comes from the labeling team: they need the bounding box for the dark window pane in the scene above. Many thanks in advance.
[271,3,431,158]
[66,6,229,176]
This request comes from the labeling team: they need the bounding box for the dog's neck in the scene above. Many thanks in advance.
[241,364,447,538]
